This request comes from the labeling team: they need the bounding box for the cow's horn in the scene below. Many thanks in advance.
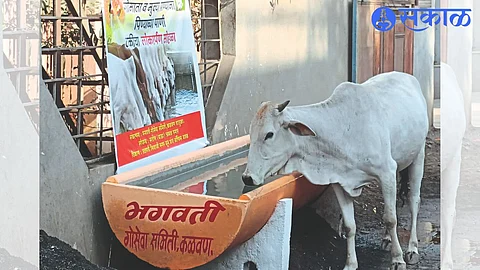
[277,100,290,112]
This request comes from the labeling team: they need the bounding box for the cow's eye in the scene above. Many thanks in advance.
[265,132,274,140]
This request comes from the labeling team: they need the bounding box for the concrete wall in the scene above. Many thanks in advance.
[473,1,479,93]
[39,80,115,266]
[0,69,39,267]
[220,0,236,56]
[445,0,473,124]
[414,7,436,127]
[211,0,350,143]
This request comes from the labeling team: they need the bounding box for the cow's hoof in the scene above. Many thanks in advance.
[405,251,420,264]
[381,238,392,251]
[390,262,406,270]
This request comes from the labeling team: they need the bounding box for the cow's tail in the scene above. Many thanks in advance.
[398,168,409,207]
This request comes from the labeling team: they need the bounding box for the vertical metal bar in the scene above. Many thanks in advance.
[201,0,207,102]
[54,53,60,103]
[15,34,20,94]
[53,0,62,104]
[216,0,222,58]
[351,0,357,83]
[16,66,21,95]
[77,0,84,151]
[380,27,384,72]
[99,15,106,157]
[54,0,62,44]
[18,0,26,99]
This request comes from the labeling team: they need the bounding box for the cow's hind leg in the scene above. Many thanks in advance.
[380,162,406,270]
[441,145,462,269]
[404,146,425,265]
[381,228,392,251]
[382,169,408,251]
[333,184,358,270]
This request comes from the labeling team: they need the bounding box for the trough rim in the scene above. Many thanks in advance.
[106,135,250,185]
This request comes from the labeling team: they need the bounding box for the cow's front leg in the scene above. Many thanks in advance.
[381,170,406,270]
[333,184,358,270]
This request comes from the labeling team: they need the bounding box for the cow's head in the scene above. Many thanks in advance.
[242,100,316,186]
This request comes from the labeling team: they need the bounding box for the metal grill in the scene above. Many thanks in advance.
[199,0,222,104]
[40,0,221,162]
[41,0,111,162]
[2,0,40,131]
[195,0,221,104]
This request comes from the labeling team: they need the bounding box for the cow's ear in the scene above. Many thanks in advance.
[286,122,316,137]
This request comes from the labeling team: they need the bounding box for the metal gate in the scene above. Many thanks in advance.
[2,0,40,132]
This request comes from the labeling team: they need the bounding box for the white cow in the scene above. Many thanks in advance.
[164,50,176,100]
[136,45,176,121]
[440,62,466,269]
[107,53,146,133]
[156,45,171,108]
[242,71,429,270]
[137,45,165,121]
[156,44,175,107]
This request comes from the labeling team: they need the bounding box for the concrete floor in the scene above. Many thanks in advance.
[471,92,480,127]
[450,127,480,269]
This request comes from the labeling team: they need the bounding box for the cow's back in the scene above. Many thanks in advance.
[440,62,466,170]
[325,72,429,171]
[361,72,429,170]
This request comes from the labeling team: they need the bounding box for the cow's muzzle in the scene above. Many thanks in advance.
[242,174,254,186]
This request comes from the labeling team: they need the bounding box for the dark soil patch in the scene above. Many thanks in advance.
[289,129,441,270]
[40,230,115,270]
[0,248,37,269]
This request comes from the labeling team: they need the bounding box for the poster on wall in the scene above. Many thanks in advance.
[102,0,209,173]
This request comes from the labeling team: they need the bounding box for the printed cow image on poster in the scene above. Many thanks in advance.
[102,0,209,173]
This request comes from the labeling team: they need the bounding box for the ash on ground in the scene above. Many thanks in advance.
[40,230,114,270]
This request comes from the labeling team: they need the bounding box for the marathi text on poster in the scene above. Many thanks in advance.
[115,111,205,166]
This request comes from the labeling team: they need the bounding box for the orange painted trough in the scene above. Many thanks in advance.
[102,135,328,269]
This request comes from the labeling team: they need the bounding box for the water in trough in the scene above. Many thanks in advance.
[146,149,284,199]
